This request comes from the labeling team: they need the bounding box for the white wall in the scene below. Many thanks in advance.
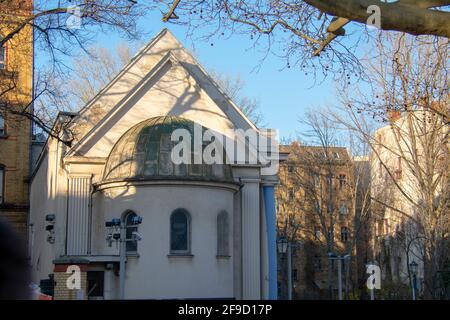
[91,183,236,299]
[29,136,69,283]
[29,152,54,283]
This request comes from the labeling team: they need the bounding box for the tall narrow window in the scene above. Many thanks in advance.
[217,211,230,256]
[125,211,138,253]
[288,188,295,200]
[338,174,347,188]
[339,202,348,215]
[0,37,6,69]
[292,269,298,281]
[170,209,190,254]
[0,165,4,204]
[314,255,322,271]
[0,114,4,136]
[341,227,349,242]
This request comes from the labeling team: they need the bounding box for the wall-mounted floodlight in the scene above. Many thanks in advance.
[105,218,122,227]
[47,235,55,244]
[131,216,143,225]
[45,214,56,222]
[45,216,56,244]
[104,214,143,300]
[132,231,143,241]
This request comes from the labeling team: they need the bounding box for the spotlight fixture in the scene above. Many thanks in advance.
[131,216,143,225]
[132,231,143,241]
[45,214,56,222]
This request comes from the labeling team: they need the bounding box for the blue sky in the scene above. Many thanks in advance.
[67,11,350,140]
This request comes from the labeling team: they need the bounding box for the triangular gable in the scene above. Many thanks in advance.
[67,29,257,157]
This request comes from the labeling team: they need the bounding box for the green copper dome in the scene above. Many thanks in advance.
[103,116,233,182]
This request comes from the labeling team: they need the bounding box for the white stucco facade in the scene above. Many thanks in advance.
[29,29,280,300]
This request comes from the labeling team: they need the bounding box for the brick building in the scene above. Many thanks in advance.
[276,142,357,299]
[0,0,33,238]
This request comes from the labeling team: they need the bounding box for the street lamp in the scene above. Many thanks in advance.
[277,237,288,254]
[409,260,418,300]
[328,252,351,300]
[277,237,292,300]
[105,215,143,299]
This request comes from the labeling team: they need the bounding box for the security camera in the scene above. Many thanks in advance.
[106,233,113,247]
[45,214,56,222]
[46,235,55,244]
[132,231,142,241]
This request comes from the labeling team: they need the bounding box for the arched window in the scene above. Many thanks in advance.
[217,211,229,257]
[124,211,138,253]
[170,209,190,254]
[0,165,4,204]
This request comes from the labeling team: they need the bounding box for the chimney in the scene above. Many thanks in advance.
[387,110,401,122]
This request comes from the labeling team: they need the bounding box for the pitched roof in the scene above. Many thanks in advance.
[66,28,258,156]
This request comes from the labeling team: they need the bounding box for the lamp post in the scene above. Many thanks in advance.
[409,260,418,300]
[328,252,351,300]
[105,215,142,300]
[277,237,292,300]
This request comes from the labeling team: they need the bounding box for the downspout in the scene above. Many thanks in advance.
[87,186,95,255]
[27,5,36,261]
[263,184,277,300]
[119,221,126,299]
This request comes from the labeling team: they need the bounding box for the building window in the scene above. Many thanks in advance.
[217,211,229,256]
[328,229,333,240]
[0,113,5,136]
[314,226,321,240]
[314,255,322,271]
[0,37,6,69]
[341,227,349,242]
[292,269,298,281]
[339,202,348,215]
[288,188,295,200]
[87,271,104,300]
[338,174,347,188]
[125,211,138,253]
[0,165,4,204]
[170,209,191,254]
